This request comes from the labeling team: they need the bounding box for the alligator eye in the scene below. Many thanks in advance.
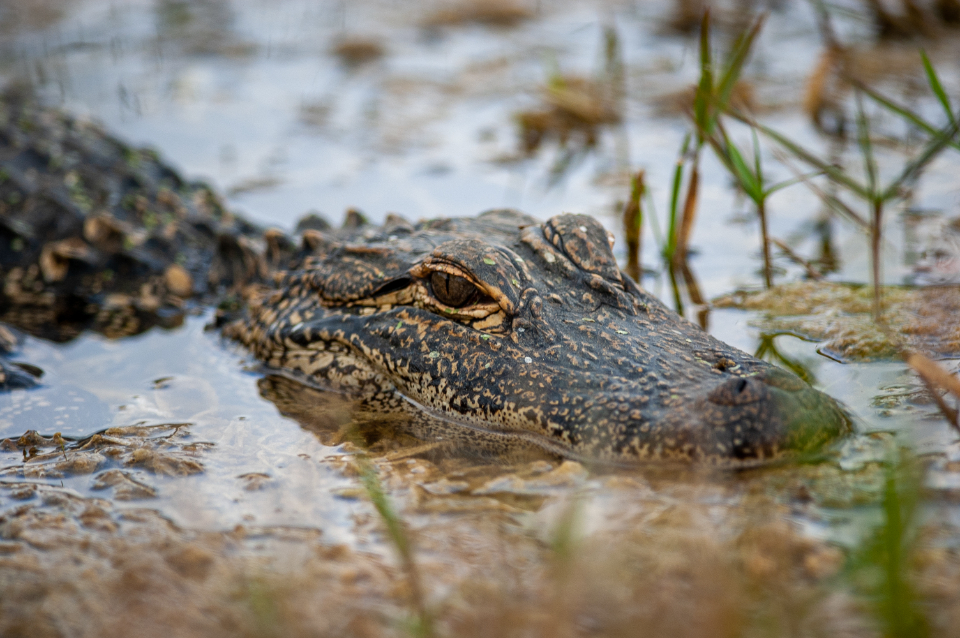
[430,271,481,307]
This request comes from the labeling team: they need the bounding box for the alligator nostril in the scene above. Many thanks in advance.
[707,375,764,406]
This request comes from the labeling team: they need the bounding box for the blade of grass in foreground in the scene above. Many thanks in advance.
[357,458,434,638]
[904,351,960,431]
[846,457,929,638]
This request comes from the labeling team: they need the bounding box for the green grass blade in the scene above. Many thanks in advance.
[716,16,765,112]
[752,127,762,184]
[816,188,869,229]
[666,133,691,259]
[644,185,665,251]
[845,458,929,638]
[693,11,714,136]
[700,124,763,203]
[771,148,869,228]
[357,459,435,638]
[855,77,960,152]
[921,49,956,127]
[725,137,763,201]
[883,115,960,201]
[763,172,815,197]
[855,92,878,197]
[856,79,938,134]
[741,113,871,199]
[358,461,412,563]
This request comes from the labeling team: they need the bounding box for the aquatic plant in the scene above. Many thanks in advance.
[656,11,788,302]
[670,13,764,269]
[659,4,960,308]
[358,458,435,638]
[729,50,959,320]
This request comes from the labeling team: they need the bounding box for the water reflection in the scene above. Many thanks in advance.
[903,209,960,285]
[754,332,817,385]
[666,260,710,330]
[154,0,253,58]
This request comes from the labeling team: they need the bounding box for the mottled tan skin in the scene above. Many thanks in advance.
[226,210,851,465]
[0,93,272,344]
[0,93,277,387]
[0,95,849,464]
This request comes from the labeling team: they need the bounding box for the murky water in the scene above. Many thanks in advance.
[2,0,960,635]
[2,0,959,526]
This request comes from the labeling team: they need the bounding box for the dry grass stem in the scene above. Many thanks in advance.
[516,77,620,157]
[803,45,847,135]
[904,351,960,431]
[622,170,645,283]
[673,161,699,266]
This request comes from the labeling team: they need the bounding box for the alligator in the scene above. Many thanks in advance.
[0,92,851,465]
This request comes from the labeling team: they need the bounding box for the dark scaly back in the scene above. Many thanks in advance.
[0,91,271,342]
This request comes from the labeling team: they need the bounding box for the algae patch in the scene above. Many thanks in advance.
[714,282,960,361]
[0,424,208,500]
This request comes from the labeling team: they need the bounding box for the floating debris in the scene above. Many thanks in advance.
[0,423,208,495]
[331,37,386,67]
[423,0,533,28]
[516,76,621,156]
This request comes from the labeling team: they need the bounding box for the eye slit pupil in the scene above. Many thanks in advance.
[430,271,479,308]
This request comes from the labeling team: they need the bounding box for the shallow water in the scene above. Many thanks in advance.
[1,0,959,521]
[1,0,960,634]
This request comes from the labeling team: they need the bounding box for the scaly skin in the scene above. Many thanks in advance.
[0,94,850,463]
[225,210,851,464]
[0,92,274,343]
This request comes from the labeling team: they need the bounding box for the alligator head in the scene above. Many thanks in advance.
[226,209,850,465]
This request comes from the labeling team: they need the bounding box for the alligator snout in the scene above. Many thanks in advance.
[692,368,850,463]
[562,366,849,464]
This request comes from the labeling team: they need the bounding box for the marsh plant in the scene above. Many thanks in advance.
[738,82,960,320]
[665,14,765,271]
[358,457,435,638]
[646,9,960,322]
